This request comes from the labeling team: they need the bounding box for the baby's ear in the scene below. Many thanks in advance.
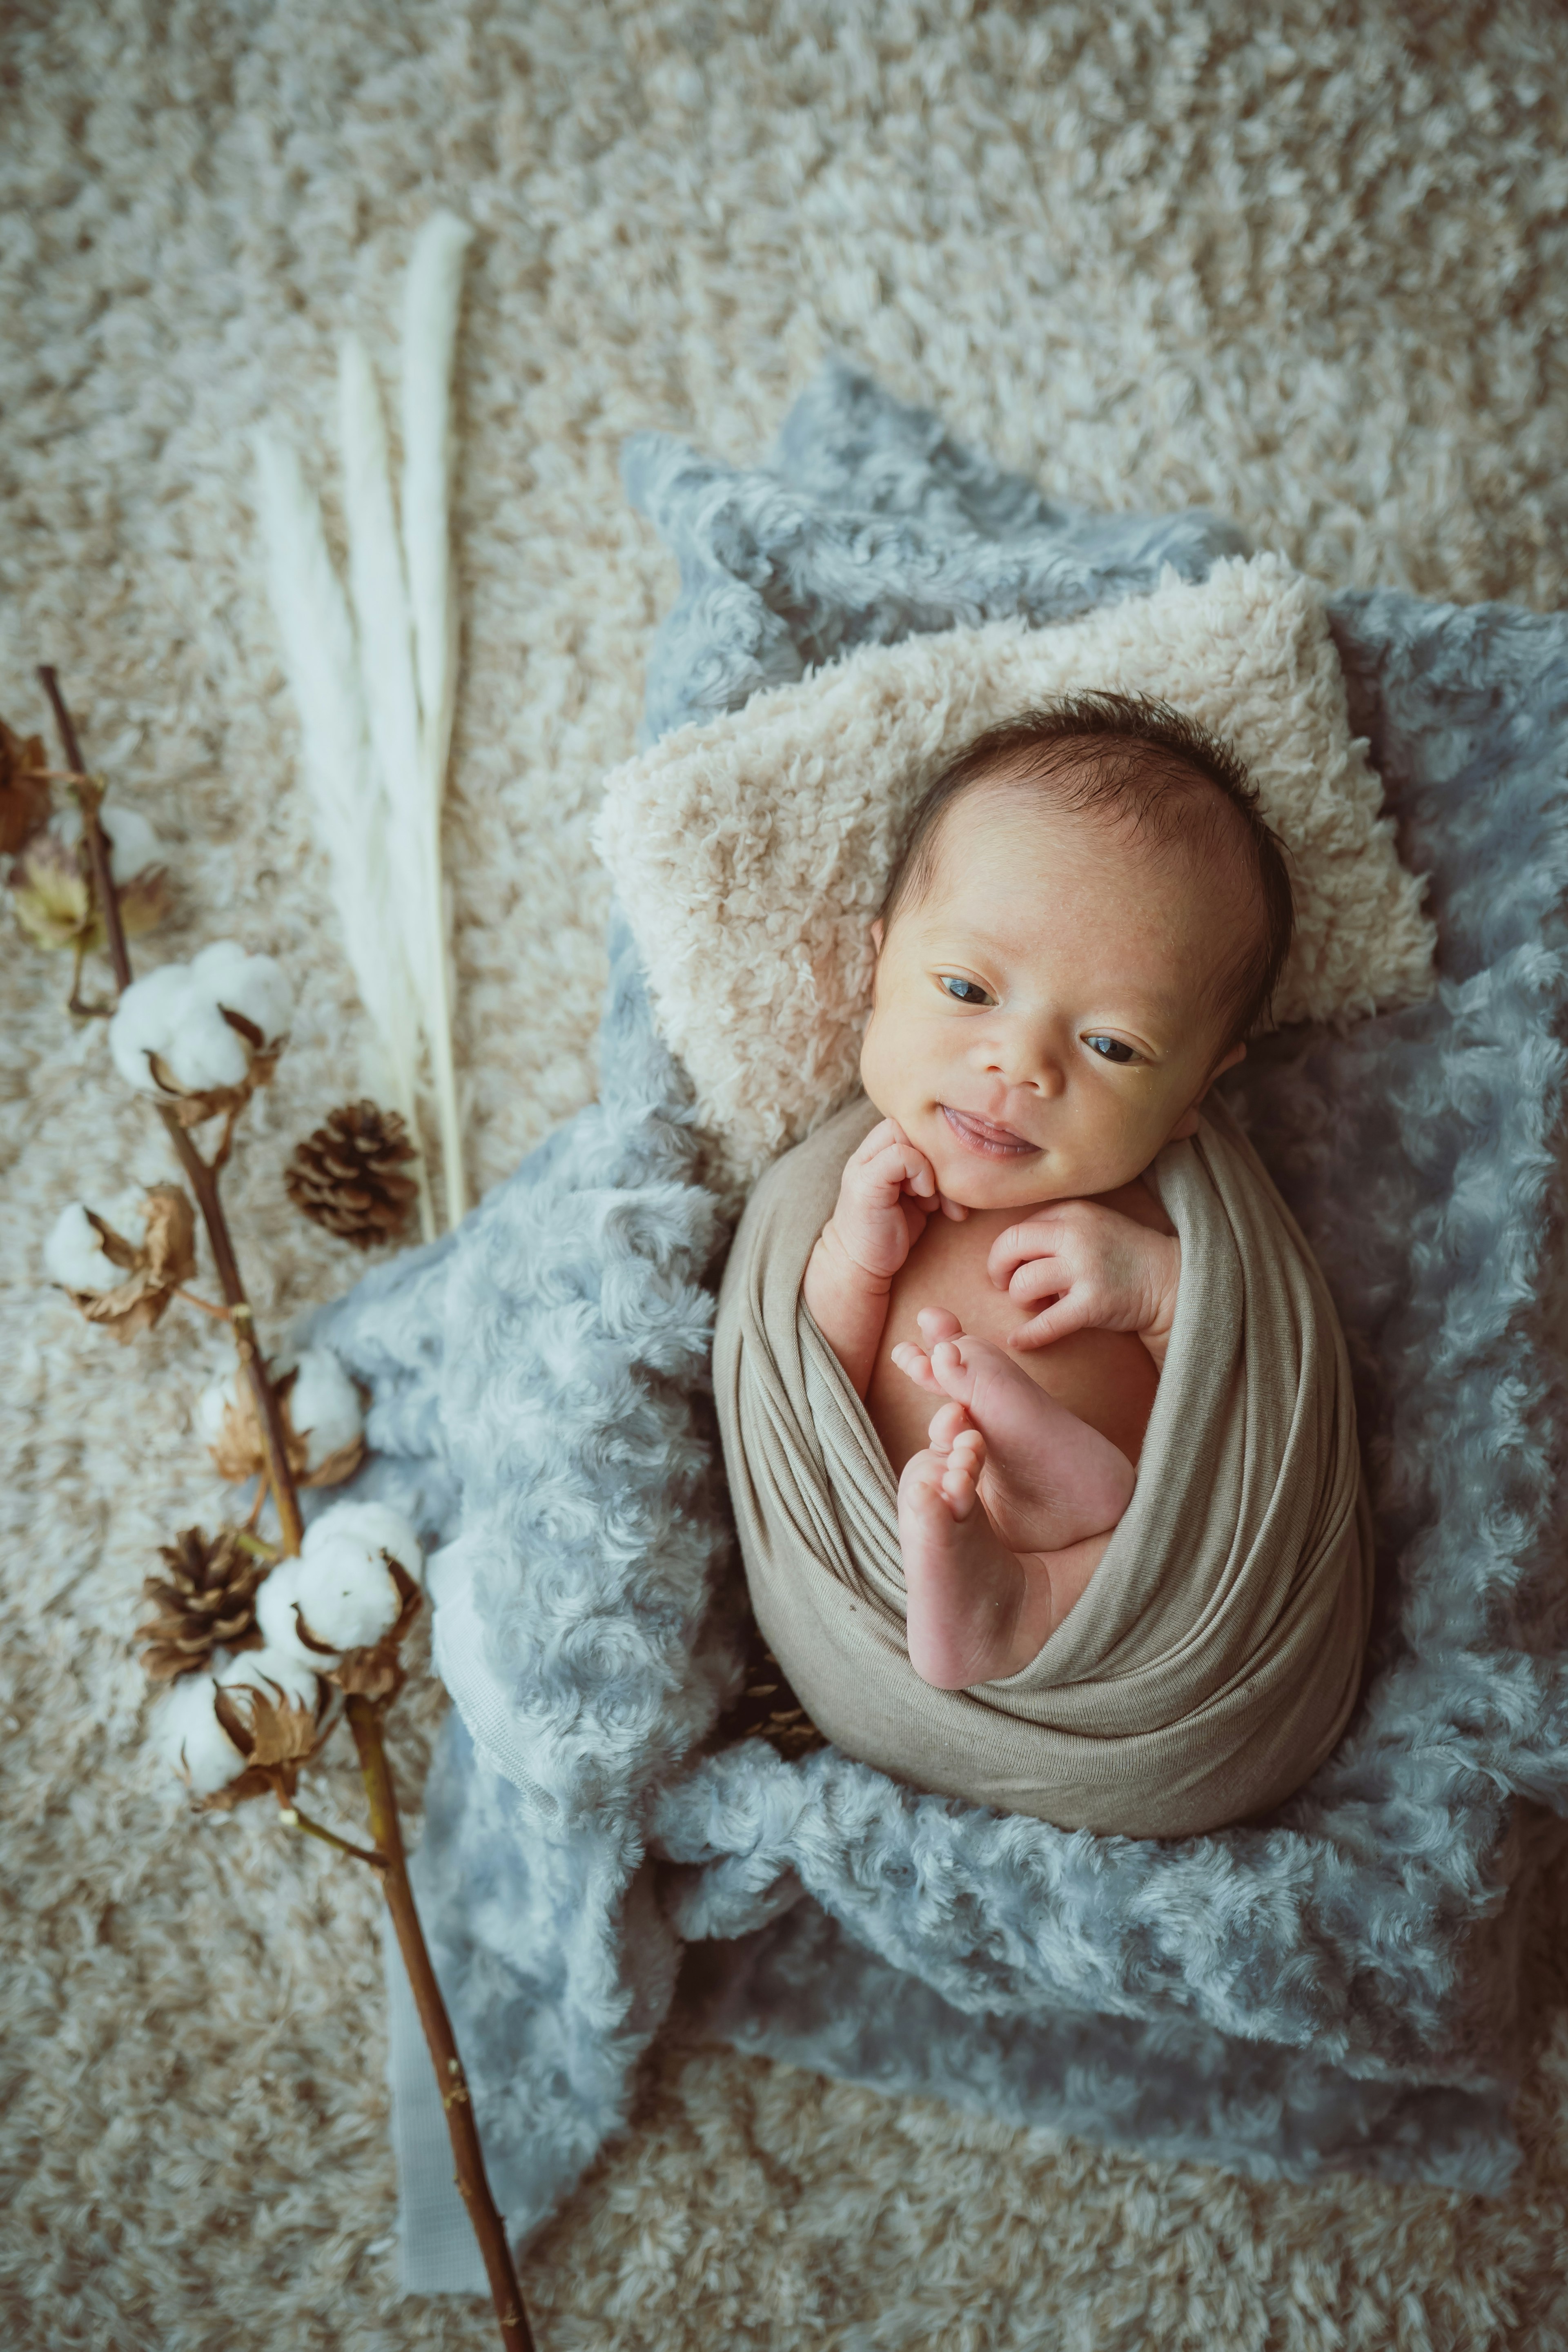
[1169,1041,1247,1143]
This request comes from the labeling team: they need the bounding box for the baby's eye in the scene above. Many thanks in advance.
[1083,1034,1139,1065]
[940,976,993,1006]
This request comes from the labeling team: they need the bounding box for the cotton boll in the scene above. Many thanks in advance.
[255,1502,422,1665]
[189,940,293,1044]
[195,1373,234,1449]
[256,1543,396,1662]
[109,964,190,1091]
[54,801,164,884]
[107,942,292,1096]
[155,1671,246,1798]
[160,999,254,1093]
[214,1645,321,1715]
[284,1348,364,1472]
[196,1348,363,1477]
[307,1501,424,1588]
[44,1202,125,1293]
[254,1556,327,1663]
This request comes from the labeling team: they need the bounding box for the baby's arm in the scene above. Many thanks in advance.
[988,1201,1181,1367]
[802,1118,968,1397]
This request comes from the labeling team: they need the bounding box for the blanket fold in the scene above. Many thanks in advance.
[715,1092,1373,1837]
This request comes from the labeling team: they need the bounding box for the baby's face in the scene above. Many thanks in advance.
[859,785,1248,1212]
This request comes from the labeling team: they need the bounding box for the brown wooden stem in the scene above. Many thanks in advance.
[347,1695,532,2350]
[39,666,305,1556]
[278,1802,388,1872]
[177,1145,304,1554]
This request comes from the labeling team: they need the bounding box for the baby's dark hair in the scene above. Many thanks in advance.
[879,691,1296,1047]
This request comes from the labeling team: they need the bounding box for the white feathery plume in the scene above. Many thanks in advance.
[399,211,473,1230]
[252,428,436,1242]
[335,332,445,1239]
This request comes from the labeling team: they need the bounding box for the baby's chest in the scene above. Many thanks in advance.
[864,1205,1161,1478]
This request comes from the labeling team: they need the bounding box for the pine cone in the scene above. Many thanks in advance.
[139,1526,269,1683]
[716,1622,826,1762]
[285,1101,418,1249]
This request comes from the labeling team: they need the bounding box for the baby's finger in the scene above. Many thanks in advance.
[862,1139,933,1198]
[937,1194,969,1221]
[1007,1295,1093,1351]
[1006,1257,1071,1305]
[987,1218,1067,1289]
[855,1116,907,1156]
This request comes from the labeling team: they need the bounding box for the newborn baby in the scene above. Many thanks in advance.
[800,695,1276,1692]
[714,688,1369,1836]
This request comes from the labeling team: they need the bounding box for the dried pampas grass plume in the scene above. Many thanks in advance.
[399,210,473,1232]
[253,209,473,1239]
[251,428,436,1241]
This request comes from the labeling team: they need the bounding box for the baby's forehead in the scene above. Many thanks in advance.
[915,775,1257,996]
[924,762,1239,895]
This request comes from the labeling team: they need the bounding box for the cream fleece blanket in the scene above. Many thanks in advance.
[715,1093,1373,1838]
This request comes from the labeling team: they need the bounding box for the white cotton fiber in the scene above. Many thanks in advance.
[155,1671,246,1798]
[44,1202,125,1293]
[283,1348,364,1470]
[109,940,293,1094]
[188,940,293,1040]
[196,1348,363,1472]
[214,1645,322,1715]
[195,1373,232,1448]
[54,800,163,883]
[307,1501,425,1586]
[256,1501,422,1664]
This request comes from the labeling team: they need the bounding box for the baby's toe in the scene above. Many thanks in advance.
[927,1398,974,1451]
[928,1335,980,1404]
[917,1307,963,1344]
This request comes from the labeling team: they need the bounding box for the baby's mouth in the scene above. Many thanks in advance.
[940,1105,1039,1157]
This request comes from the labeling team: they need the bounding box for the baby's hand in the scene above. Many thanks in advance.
[824,1118,968,1284]
[988,1203,1180,1364]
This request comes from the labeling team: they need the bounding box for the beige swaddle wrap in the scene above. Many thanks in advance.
[714,1093,1374,1838]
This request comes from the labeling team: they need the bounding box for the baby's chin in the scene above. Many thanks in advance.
[912,1110,1137,1212]
[936,1159,1076,1214]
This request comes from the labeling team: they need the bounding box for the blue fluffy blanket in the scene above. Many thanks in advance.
[315,363,1568,2275]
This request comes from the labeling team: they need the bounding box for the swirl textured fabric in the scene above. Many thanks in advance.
[717,1093,1372,1836]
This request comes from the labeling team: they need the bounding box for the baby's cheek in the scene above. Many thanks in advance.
[858,1020,896,1118]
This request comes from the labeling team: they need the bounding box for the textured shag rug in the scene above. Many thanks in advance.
[5,4,1568,2347]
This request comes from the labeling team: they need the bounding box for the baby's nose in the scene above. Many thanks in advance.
[979,1034,1065,1096]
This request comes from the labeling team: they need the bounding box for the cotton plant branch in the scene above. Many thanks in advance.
[38,668,305,1541]
[23,670,532,2352]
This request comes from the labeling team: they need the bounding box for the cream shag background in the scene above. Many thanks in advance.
[597,554,1439,1196]
[4,3,1568,2345]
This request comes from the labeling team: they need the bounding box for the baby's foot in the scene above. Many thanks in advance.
[891,1309,1134,1556]
[897,1412,1031,1688]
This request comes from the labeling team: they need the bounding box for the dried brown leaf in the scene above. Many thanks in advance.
[0,720,51,855]
[144,1036,282,1126]
[63,1184,198,1344]
[7,826,169,951]
[197,1670,328,1811]
[326,1561,422,1702]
